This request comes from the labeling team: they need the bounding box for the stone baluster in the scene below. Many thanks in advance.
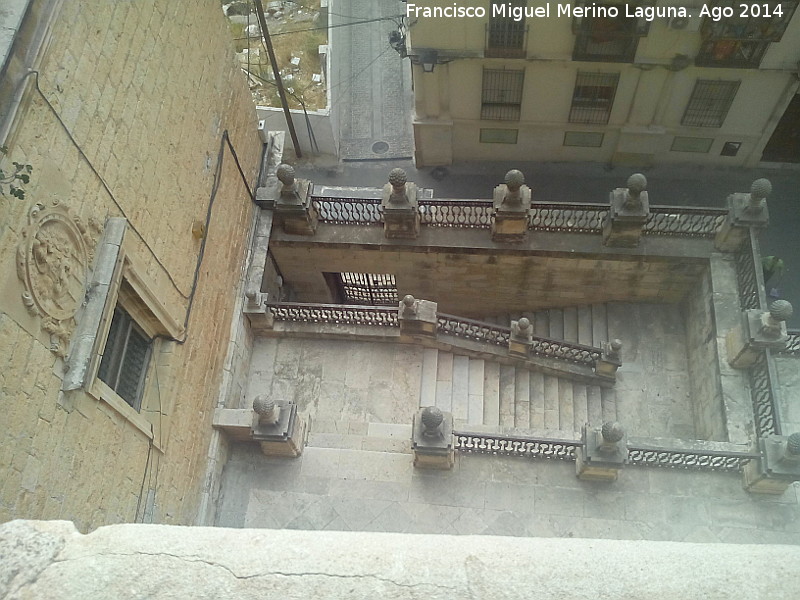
[411,406,454,469]
[726,300,792,368]
[576,421,628,481]
[509,317,533,358]
[242,287,274,332]
[595,339,623,380]
[602,173,650,248]
[714,178,771,252]
[398,294,438,338]
[744,432,800,494]
[491,169,531,243]
[273,164,318,235]
[382,168,420,239]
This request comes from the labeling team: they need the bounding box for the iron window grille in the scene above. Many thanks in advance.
[334,272,398,305]
[681,80,740,128]
[569,72,619,124]
[98,306,152,411]
[486,0,528,58]
[696,1,797,68]
[572,4,648,62]
[481,69,525,121]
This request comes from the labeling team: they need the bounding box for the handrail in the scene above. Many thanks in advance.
[437,313,602,366]
[781,330,800,356]
[267,302,398,326]
[453,431,758,472]
[644,205,726,238]
[309,193,727,239]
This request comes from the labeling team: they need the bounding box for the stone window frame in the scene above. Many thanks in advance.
[64,218,183,449]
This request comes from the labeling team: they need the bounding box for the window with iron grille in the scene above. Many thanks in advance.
[572,6,646,62]
[481,69,524,121]
[569,72,619,124]
[98,306,152,411]
[486,0,528,58]
[681,80,740,128]
[334,273,398,305]
[696,1,797,68]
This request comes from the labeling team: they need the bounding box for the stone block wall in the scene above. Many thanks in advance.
[0,0,262,530]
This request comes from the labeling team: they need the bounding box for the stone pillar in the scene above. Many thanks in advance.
[743,433,800,494]
[726,300,792,368]
[602,174,649,248]
[491,169,531,243]
[398,295,438,338]
[576,422,628,481]
[242,287,274,331]
[715,179,771,252]
[273,164,318,235]
[412,406,454,469]
[251,395,306,458]
[595,339,623,380]
[381,168,420,239]
[509,317,533,358]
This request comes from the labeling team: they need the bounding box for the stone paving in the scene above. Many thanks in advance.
[216,443,800,543]
[331,0,413,160]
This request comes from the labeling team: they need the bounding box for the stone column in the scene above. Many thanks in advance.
[398,295,438,338]
[602,174,649,248]
[743,433,800,494]
[412,406,454,469]
[251,395,306,458]
[595,339,623,380]
[273,164,318,235]
[381,168,420,239]
[726,300,792,368]
[715,179,771,252]
[491,170,531,243]
[576,422,628,481]
[509,317,533,358]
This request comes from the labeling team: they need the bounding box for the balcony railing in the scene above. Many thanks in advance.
[437,314,511,347]
[267,302,399,327]
[310,193,727,239]
[781,330,800,357]
[453,431,759,472]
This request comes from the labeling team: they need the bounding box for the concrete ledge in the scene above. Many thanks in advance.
[3,520,800,599]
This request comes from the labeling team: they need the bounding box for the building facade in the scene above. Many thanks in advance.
[0,0,262,531]
[406,0,800,166]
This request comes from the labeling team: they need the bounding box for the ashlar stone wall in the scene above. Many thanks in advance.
[0,0,262,531]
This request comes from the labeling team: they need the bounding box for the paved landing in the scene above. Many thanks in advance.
[216,444,800,543]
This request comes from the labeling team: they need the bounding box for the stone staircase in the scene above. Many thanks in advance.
[421,303,617,434]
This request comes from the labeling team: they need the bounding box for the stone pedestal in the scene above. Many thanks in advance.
[715,180,771,252]
[274,164,318,235]
[602,174,649,248]
[382,169,420,239]
[509,318,533,358]
[398,295,438,338]
[251,399,306,458]
[412,407,454,470]
[726,301,791,368]
[576,422,628,481]
[491,169,531,243]
[595,339,622,380]
[743,434,800,495]
[242,289,274,331]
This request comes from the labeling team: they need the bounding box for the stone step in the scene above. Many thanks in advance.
[601,387,617,423]
[514,367,531,429]
[587,385,603,425]
[534,311,549,337]
[435,350,453,412]
[451,355,470,423]
[483,360,500,427]
[467,358,485,426]
[563,307,578,343]
[591,303,608,347]
[558,378,574,431]
[498,365,516,428]
[577,305,593,346]
[420,348,438,408]
[529,371,545,430]
[306,421,412,454]
[572,383,588,432]
[548,308,564,340]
